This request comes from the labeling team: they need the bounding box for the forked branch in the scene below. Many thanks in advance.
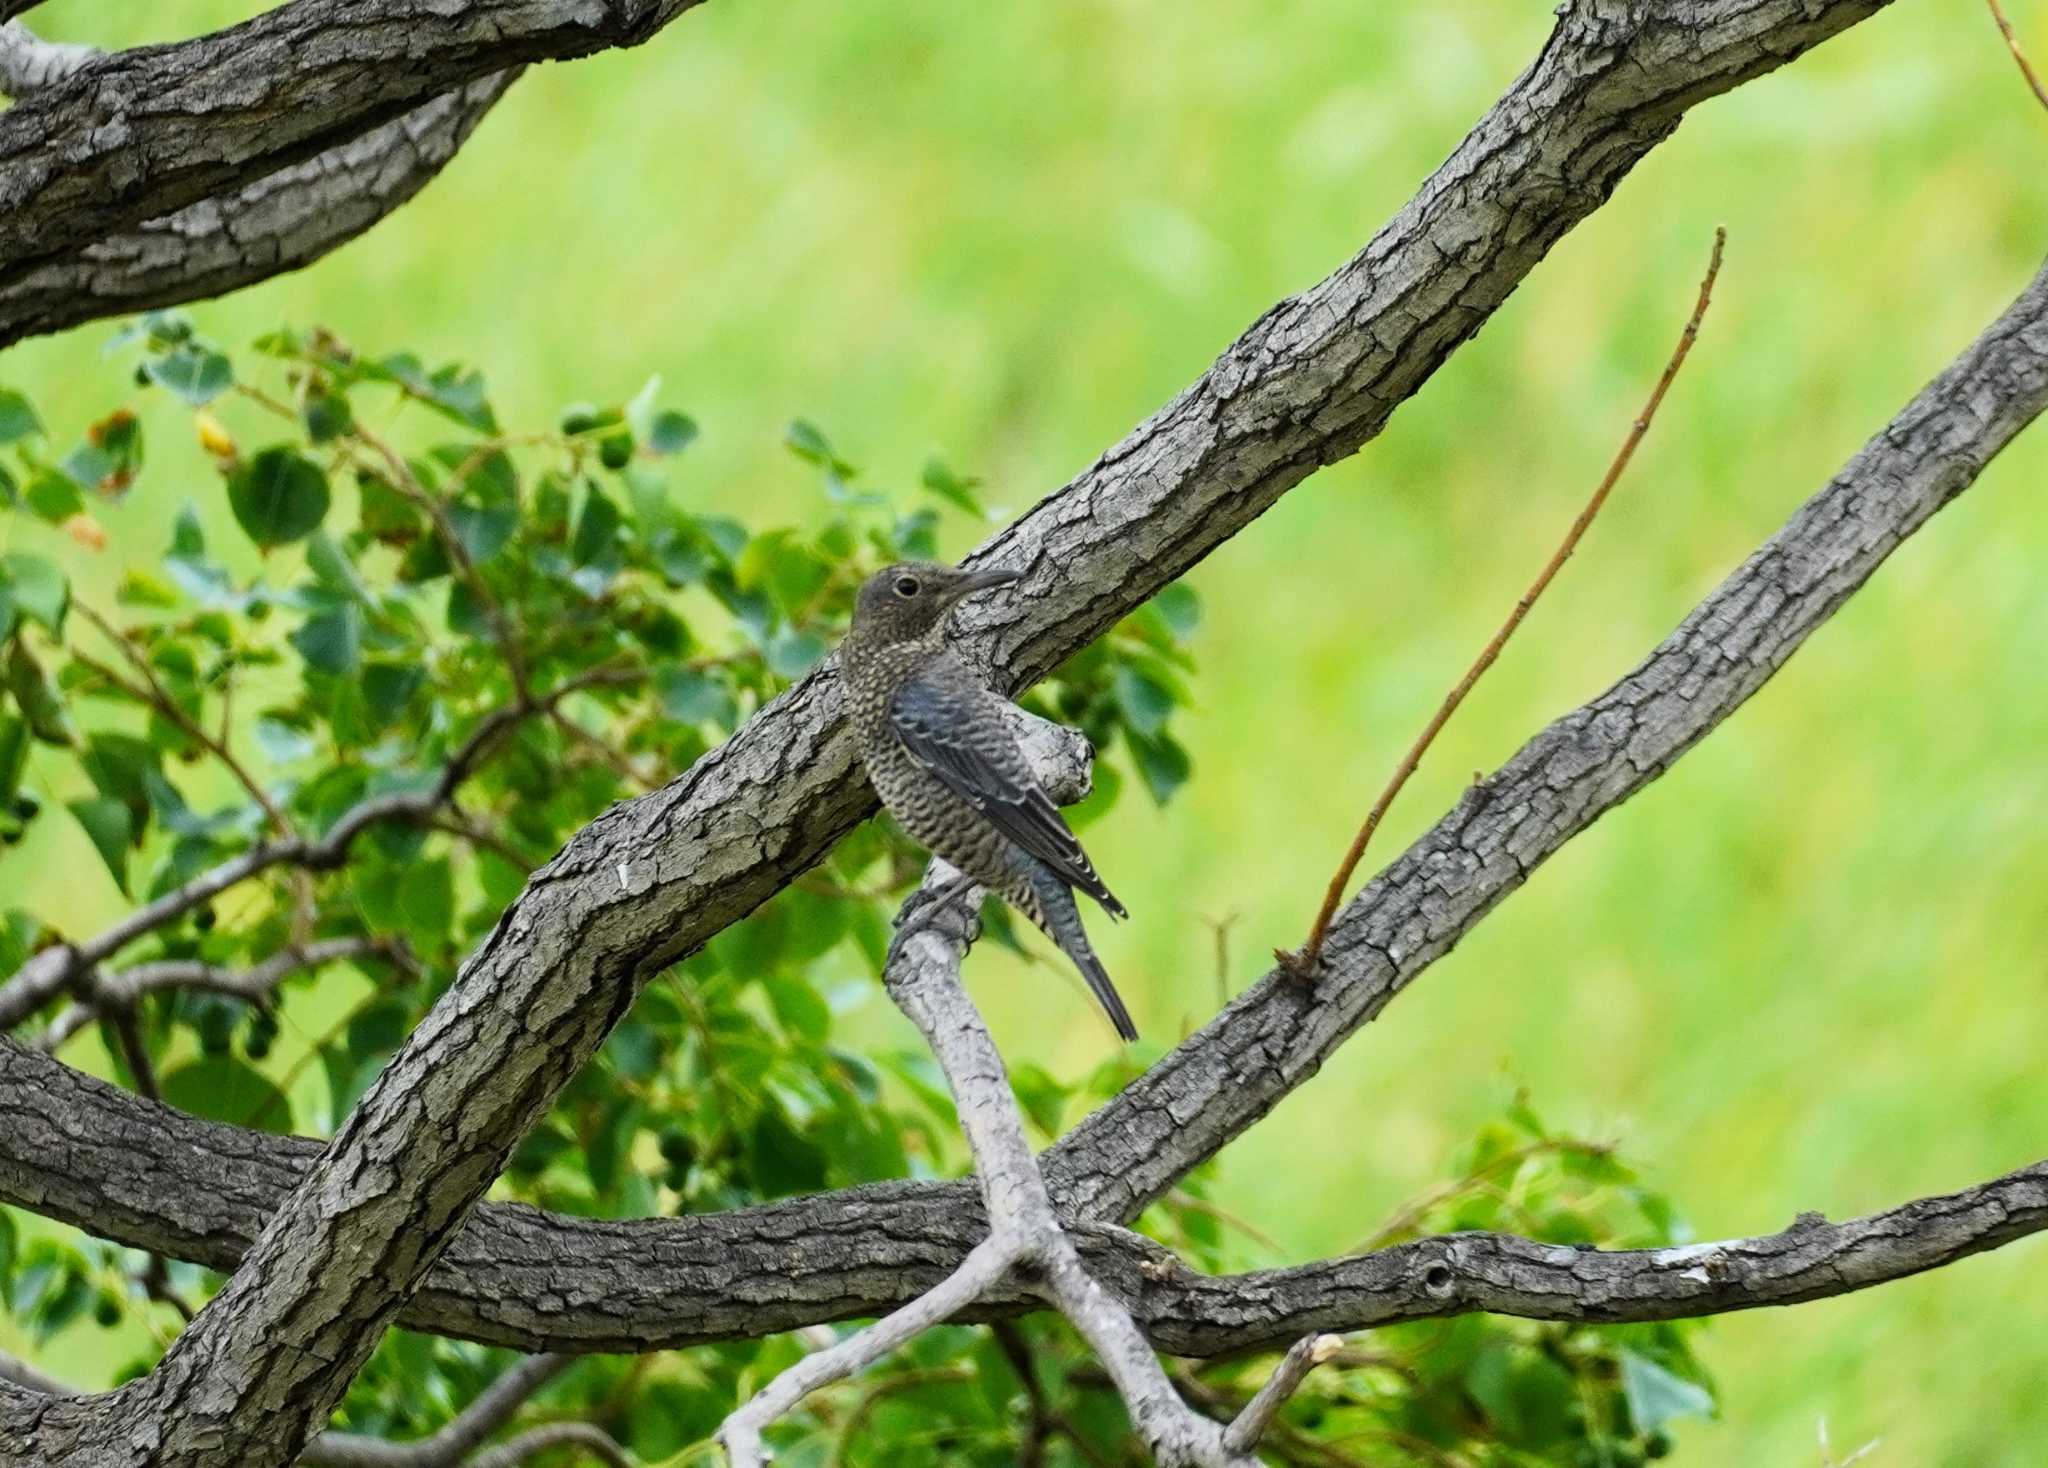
[717,717,1330,1466]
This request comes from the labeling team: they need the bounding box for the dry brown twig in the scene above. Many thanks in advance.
[1987,0,2048,114]
[1285,226,1728,971]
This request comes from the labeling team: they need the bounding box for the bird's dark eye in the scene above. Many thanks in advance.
[893,576,921,598]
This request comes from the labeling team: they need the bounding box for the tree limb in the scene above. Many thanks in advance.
[38,935,418,1053]
[720,722,1285,1466]
[0,0,706,285]
[0,4,1951,1459]
[0,664,636,1034]
[1,1349,634,1468]
[3,249,2044,1372]
[0,70,518,348]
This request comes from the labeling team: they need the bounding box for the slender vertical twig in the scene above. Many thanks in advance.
[1285,228,1727,971]
[1987,0,2048,114]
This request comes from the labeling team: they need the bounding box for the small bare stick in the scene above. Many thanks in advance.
[1284,227,1727,973]
[1987,0,2048,115]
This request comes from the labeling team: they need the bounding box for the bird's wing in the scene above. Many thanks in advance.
[888,673,1126,917]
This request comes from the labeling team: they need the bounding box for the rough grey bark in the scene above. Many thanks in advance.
[0,0,703,285]
[0,2,2004,1461]
[0,71,517,347]
[719,730,1273,1468]
[2,1350,618,1468]
[5,251,2045,1374]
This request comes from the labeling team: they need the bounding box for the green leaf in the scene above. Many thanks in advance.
[0,717,26,813]
[144,346,233,407]
[22,467,84,524]
[764,627,826,681]
[290,605,365,674]
[0,388,42,444]
[229,446,331,548]
[920,456,984,515]
[361,661,424,727]
[5,642,73,746]
[378,353,497,433]
[161,1054,294,1134]
[303,389,354,444]
[67,796,133,890]
[1111,664,1174,738]
[1126,729,1190,804]
[572,483,622,567]
[783,418,858,479]
[81,731,161,834]
[1621,1351,1715,1432]
[0,552,67,636]
[648,410,698,456]
[1152,580,1201,640]
[656,667,737,727]
[171,503,207,557]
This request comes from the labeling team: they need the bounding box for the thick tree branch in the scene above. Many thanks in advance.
[2,1349,633,1468]
[721,728,1271,1467]
[0,0,705,284]
[0,71,518,347]
[0,4,1951,1458]
[4,249,2046,1378]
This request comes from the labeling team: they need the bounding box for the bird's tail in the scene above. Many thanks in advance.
[1031,869,1138,1042]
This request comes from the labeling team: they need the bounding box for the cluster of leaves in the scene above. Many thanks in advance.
[2,318,1712,1466]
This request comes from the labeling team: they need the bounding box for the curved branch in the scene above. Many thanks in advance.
[2,1350,634,1468]
[0,71,518,347]
[3,249,2043,1366]
[298,1355,574,1468]
[0,0,703,284]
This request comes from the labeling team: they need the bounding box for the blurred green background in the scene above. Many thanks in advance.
[6,0,2048,1461]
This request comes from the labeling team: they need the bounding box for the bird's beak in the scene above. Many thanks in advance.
[949,566,1024,601]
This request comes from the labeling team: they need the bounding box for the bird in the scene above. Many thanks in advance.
[839,559,1138,1042]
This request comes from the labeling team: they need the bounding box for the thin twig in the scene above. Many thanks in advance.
[1220,1336,1343,1456]
[71,602,294,836]
[1285,226,1727,970]
[40,936,415,1053]
[1987,0,2048,114]
[0,665,639,1034]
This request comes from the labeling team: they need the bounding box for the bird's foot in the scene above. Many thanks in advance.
[893,873,979,946]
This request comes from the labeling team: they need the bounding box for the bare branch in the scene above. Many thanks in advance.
[1,249,2043,1368]
[1289,227,1727,968]
[1098,1158,2048,1354]
[39,936,416,1052]
[1986,0,2048,114]
[0,0,708,284]
[0,665,636,1034]
[298,1355,573,1467]
[1220,1336,1343,1456]
[0,70,517,349]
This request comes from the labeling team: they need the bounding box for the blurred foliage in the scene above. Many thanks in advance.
[0,324,1716,1462]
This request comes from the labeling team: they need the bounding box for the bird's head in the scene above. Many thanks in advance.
[848,560,1022,645]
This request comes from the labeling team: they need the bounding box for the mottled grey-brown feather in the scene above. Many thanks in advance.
[840,560,1138,1041]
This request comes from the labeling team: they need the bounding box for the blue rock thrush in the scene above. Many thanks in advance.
[839,560,1137,1041]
